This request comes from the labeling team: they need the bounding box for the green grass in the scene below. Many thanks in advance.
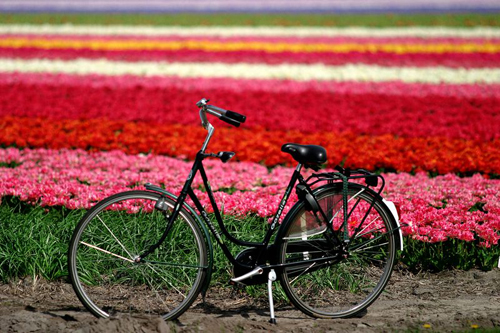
[0,196,499,284]
[0,13,499,27]
[401,238,500,271]
[0,197,86,282]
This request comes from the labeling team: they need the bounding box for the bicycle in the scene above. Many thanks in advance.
[68,98,404,323]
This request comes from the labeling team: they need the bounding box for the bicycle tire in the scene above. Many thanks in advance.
[278,183,397,318]
[68,190,208,320]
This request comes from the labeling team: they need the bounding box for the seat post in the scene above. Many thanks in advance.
[296,163,303,172]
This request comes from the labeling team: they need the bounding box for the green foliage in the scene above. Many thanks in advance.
[0,197,85,282]
[0,161,22,168]
[468,201,487,213]
[0,13,499,27]
[399,238,500,272]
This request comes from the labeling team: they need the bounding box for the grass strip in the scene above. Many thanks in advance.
[0,13,499,27]
[0,197,498,284]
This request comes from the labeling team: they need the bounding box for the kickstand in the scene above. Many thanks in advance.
[267,269,277,324]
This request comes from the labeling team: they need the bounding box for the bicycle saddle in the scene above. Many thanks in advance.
[281,143,327,166]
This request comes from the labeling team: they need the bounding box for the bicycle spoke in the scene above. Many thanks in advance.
[350,229,393,251]
[142,260,205,269]
[118,209,140,255]
[289,261,317,285]
[80,241,134,263]
[354,252,386,264]
[354,217,381,239]
[96,213,134,260]
[351,241,389,253]
[145,262,186,298]
[137,266,173,313]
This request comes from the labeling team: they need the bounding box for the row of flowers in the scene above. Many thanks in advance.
[2,72,498,98]
[1,77,499,141]
[5,36,500,54]
[1,57,499,84]
[2,116,500,175]
[1,147,498,247]
[4,34,498,43]
[1,25,499,39]
[5,47,500,68]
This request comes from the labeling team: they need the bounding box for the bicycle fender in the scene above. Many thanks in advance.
[144,184,214,298]
[382,199,404,252]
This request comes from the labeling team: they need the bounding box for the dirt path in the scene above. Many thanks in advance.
[1,269,499,332]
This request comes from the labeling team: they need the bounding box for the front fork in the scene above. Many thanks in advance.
[134,195,182,262]
[136,183,215,300]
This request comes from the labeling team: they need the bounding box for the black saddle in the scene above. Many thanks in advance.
[281,143,327,167]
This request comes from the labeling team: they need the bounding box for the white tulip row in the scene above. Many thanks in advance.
[1,58,499,84]
[1,24,500,39]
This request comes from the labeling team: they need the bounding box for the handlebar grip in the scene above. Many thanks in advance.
[220,114,241,127]
[226,110,246,123]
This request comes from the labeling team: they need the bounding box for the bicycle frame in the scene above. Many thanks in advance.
[140,148,305,270]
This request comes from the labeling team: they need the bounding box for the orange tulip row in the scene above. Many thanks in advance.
[2,116,499,175]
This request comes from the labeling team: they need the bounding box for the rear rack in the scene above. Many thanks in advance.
[305,166,385,196]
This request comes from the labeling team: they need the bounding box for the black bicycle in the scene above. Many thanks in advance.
[68,98,403,323]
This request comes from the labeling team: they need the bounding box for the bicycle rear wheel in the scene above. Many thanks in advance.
[278,184,397,318]
[68,191,207,320]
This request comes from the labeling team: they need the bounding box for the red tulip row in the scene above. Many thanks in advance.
[1,75,498,141]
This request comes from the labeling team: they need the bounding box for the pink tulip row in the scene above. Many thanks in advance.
[1,148,498,246]
[1,73,499,141]
[3,72,498,99]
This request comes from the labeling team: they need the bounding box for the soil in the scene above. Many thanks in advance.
[0,268,499,332]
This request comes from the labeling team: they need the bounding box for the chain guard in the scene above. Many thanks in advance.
[232,248,268,286]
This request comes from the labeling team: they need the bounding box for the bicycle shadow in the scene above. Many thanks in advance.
[190,301,308,321]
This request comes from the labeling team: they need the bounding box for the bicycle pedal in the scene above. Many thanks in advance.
[228,279,247,288]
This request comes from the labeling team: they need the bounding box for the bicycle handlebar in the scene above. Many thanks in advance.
[196,98,247,128]
[225,110,246,123]
[219,114,241,127]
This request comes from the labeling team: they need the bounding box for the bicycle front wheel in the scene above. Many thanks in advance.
[278,184,397,318]
[68,191,207,320]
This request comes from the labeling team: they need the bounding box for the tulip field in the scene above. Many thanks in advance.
[0,12,499,282]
